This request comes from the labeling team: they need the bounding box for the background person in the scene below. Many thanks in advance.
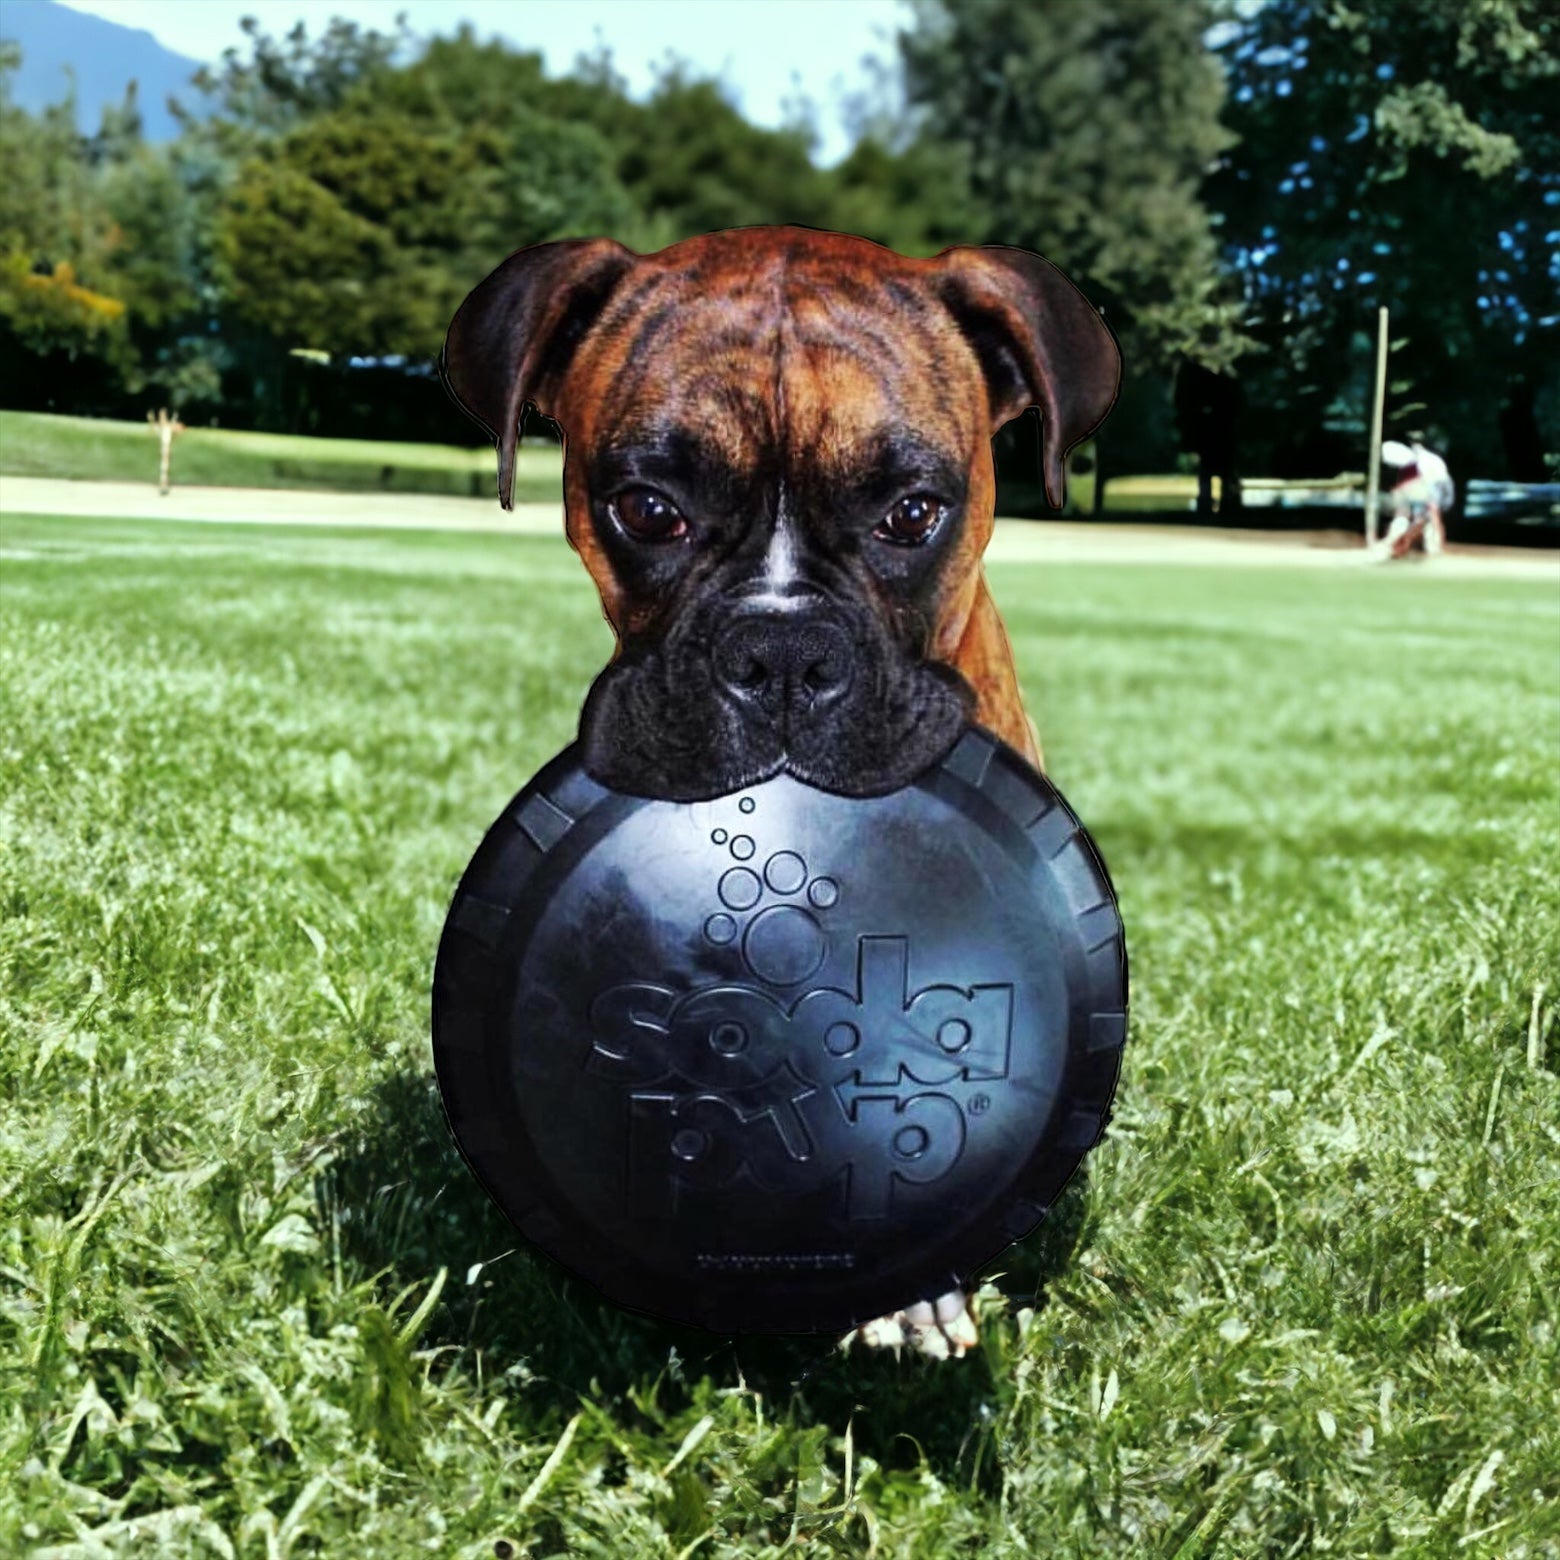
[1380,438,1452,558]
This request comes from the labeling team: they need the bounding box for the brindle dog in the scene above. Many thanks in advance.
[442,225,1119,1356]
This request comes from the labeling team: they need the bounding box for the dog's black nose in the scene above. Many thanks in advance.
[713,609,854,725]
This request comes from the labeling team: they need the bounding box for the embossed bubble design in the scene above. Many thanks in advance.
[764,850,807,895]
[742,905,826,985]
[718,867,762,910]
[700,801,847,981]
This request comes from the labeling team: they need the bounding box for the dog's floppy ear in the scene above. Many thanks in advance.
[442,237,637,509]
[936,244,1120,510]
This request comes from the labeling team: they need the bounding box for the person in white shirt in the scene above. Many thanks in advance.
[1379,438,1452,558]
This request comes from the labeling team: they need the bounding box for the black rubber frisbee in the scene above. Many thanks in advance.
[432,726,1127,1335]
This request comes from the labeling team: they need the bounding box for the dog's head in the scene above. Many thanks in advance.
[443,226,1118,800]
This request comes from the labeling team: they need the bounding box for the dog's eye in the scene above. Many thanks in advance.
[611,487,688,542]
[874,493,946,546]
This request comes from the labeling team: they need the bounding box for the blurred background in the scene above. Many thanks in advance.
[1,0,1556,530]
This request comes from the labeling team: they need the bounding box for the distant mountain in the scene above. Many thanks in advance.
[0,0,210,140]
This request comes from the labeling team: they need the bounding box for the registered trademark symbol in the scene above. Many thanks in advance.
[968,1093,991,1115]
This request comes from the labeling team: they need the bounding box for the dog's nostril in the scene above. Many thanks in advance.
[804,655,845,693]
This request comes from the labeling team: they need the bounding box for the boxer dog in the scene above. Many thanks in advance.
[442,225,1119,1358]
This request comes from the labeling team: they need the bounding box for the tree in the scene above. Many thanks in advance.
[182,13,411,141]
[826,132,984,257]
[1213,0,1559,479]
[896,0,1247,506]
[526,54,850,247]
[4,13,1137,443]
[900,0,1246,371]
[207,23,969,367]
[1,47,88,270]
[212,87,636,359]
[0,50,153,408]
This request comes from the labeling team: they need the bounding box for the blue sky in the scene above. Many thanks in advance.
[55,0,911,164]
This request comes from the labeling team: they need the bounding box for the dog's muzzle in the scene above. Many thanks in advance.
[577,576,971,801]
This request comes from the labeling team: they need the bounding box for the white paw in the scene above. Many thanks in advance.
[839,1288,978,1360]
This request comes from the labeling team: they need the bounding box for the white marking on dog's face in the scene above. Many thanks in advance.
[761,517,800,592]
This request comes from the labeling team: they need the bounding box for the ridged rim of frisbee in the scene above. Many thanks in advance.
[431,726,1128,1335]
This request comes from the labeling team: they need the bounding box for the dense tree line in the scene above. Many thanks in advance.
[1,0,1553,491]
[1210,0,1558,482]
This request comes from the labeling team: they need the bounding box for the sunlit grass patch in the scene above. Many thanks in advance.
[1,511,1556,1556]
[0,411,563,503]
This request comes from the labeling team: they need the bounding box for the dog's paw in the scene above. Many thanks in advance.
[839,1288,979,1360]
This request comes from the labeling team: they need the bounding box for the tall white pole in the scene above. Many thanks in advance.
[1364,307,1389,549]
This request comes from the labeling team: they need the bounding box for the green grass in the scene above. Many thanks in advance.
[0,411,565,503]
[1,509,1557,1558]
[0,412,1197,515]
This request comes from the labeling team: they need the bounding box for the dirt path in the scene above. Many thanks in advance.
[3,475,1555,581]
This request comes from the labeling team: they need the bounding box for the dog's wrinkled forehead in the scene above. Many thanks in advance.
[553,234,987,480]
[442,225,1119,518]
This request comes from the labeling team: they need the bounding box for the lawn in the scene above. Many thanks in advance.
[0,412,565,504]
[0,412,1210,515]
[1,508,1557,1558]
